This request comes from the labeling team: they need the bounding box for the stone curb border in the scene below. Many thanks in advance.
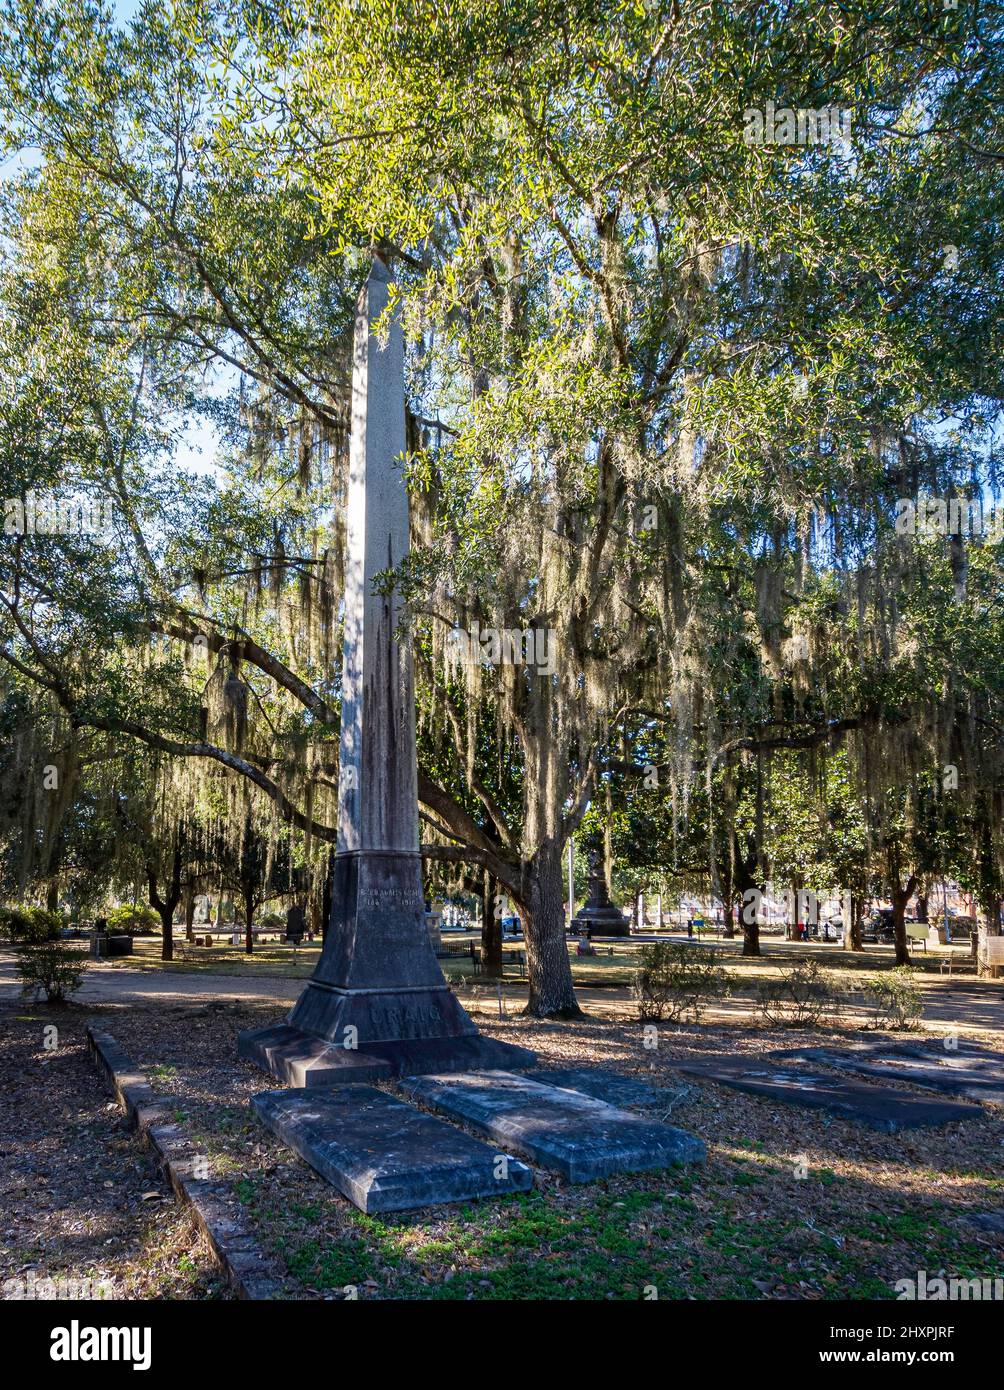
[86,1025,282,1300]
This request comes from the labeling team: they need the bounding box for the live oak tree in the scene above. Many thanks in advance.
[3,1,1004,1013]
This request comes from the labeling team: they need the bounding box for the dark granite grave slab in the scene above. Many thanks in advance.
[251,1085,532,1214]
[528,1067,663,1109]
[670,1055,979,1132]
[772,1043,1004,1107]
[396,1071,705,1181]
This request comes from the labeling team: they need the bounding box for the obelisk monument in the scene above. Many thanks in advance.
[240,260,534,1085]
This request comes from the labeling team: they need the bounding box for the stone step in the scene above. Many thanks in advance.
[396,1070,705,1181]
[239,1021,535,1085]
[251,1085,532,1214]
[238,1025,392,1088]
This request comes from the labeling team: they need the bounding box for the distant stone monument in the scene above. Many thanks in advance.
[284,904,305,943]
[240,260,533,1085]
[571,852,629,937]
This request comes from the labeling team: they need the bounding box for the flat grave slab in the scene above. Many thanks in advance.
[772,1042,1004,1107]
[251,1085,532,1214]
[669,1055,979,1132]
[396,1070,705,1181]
[527,1066,663,1109]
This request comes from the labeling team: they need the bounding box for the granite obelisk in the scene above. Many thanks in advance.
[239,260,533,1085]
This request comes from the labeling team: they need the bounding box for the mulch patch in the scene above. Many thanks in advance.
[0,1001,231,1300]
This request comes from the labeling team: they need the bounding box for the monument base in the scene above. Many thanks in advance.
[240,848,537,1086]
[571,907,630,937]
[239,1019,535,1087]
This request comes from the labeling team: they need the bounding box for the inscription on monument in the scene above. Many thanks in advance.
[368,1003,443,1039]
[358,887,423,913]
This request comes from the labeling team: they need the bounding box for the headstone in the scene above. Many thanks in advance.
[239,261,534,1082]
[570,850,629,937]
[251,1085,532,1213]
[670,1054,979,1132]
[397,1071,705,1181]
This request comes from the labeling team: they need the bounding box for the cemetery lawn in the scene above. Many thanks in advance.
[112,933,976,992]
[94,998,1004,1301]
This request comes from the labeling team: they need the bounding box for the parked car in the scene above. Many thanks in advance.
[862,908,896,942]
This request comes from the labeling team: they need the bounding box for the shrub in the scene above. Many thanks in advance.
[106,904,159,934]
[633,942,731,1022]
[0,905,62,943]
[17,940,87,1003]
[862,967,923,1030]
[756,960,842,1028]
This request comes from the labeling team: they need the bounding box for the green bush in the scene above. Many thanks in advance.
[756,959,842,1028]
[0,905,63,942]
[862,967,923,1030]
[17,940,86,1003]
[106,904,159,934]
[633,942,731,1022]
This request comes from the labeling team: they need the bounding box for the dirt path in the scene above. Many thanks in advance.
[4,949,1004,1039]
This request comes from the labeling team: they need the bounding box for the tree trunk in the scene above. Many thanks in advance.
[481,868,503,978]
[519,842,582,1018]
[147,837,183,962]
[742,913,761,957]
[184,883,197,942]
[845,892,864,952]
[891,889,911,966]
[158,907,174,962]
[916,892,929,924]
[722,896,736,939]
[244,893,255,955]
[731,833,761,956]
